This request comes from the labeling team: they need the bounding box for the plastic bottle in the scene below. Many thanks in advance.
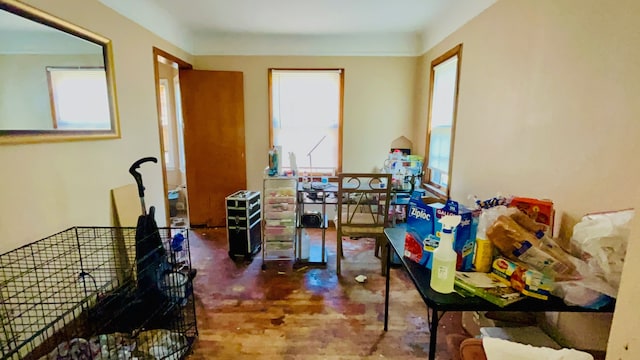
[272,146,279,175]
[268,148,276,176]
[473,215,494,273]
[473,236,494,273]
[473,207,504,272]
[267,146,281,176]
[430,215,461,294]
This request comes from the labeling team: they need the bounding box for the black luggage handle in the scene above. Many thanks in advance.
[129,157,158,198]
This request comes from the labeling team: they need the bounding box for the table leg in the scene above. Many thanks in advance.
[428,310,439,360]
[384,240,391,331]
[392,194,397,227]
[322,199,326,263]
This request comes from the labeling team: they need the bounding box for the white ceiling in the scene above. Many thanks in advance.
[98,0,496,56]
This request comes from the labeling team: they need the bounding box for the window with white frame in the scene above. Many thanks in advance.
[424,44,462,198]
[46,67,110,130]
[269,69,343,176]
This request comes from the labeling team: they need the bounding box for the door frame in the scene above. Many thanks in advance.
[152,47,192,226]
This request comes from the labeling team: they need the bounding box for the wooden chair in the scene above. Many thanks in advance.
[336,173,392,276]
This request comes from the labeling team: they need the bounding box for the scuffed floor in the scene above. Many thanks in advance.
[187,228,466,359]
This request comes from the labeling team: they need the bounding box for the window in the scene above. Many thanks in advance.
[46,67,110,130]
[424,44,463,198]
[158,78,175,168]
[269,69,343,176]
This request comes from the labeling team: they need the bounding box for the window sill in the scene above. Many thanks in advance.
[421,183,448,201]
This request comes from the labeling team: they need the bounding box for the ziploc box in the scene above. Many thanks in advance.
[404,195,479,270]
[403,193,435,268]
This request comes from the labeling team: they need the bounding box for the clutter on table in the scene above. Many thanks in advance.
[403,192,634,309]
[383,149,423,191]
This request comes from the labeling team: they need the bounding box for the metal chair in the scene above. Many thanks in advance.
[336,173,392,275]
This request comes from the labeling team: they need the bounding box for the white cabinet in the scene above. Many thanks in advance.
[261,177,297,269]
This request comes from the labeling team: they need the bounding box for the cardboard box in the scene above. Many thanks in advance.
[462,311,539,337]
[404,197,479,270]
[491,257,553,300]
[461,311,495,337]
[509,197,555,234]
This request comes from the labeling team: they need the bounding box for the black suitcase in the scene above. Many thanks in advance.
[225,190,261,260]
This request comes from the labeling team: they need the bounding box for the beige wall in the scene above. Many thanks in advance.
[2,0,639,357]
[0,0,192,252]
[0,6,417,250]
[193,56,417,192]
[0,54,103,129]
[414,0,640,357]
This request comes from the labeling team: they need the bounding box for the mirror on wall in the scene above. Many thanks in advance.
[0,0,120,144]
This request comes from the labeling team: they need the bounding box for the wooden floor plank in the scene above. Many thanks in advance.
[187,227,467,359]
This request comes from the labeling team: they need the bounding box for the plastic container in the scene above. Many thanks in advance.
[473,207,500,272]
[300,228,310,260]
[268,146,280,176]
[168,190,180,217]
[430,215,461,294]
[161,272,188,305]
[474,237,494,272]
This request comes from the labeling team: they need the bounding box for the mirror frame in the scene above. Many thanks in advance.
[0,0,120,145]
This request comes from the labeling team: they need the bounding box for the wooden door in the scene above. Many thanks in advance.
[179,69,246,227]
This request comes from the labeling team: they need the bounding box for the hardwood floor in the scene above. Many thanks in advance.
[186,227,468,359]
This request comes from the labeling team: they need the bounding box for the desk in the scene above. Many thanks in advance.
[295,183,412,267]
[383,227,615,360]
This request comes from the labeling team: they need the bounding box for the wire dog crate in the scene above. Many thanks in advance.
[0,226,197,360]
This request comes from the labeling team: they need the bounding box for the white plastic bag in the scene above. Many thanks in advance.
[477,206,513,238]
[570,209,634,291]
[552,255,617,308]
[551,208,635,307]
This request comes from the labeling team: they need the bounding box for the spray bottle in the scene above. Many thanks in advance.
[430,215,462,294]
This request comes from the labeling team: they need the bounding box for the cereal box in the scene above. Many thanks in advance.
[509,197,555,234]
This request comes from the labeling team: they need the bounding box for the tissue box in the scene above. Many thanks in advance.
[404,196,479,270]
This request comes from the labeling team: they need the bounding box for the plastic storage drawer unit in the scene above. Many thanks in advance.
[225,190,261,261]
[262,177,297,269]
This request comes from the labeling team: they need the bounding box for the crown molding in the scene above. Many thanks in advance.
[99,0,497,57]
[192,32,422,57]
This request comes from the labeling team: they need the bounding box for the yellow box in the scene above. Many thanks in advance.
[491,257,553,300]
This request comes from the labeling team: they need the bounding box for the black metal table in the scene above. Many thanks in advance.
[295,182,339,267]
[294,182,415,266]
[383,227,615,360]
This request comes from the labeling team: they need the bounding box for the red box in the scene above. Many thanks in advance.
[508,197,554,234]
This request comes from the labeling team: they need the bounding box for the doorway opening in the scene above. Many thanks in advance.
[152,48,192,227]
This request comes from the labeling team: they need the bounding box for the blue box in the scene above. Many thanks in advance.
[404,195,479,270]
